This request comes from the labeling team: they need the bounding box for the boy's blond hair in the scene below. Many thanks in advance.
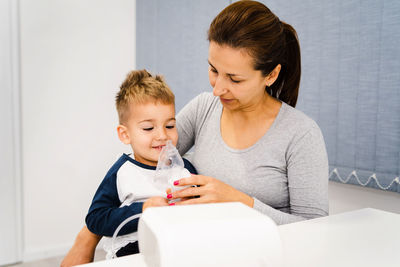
[116,69,175,124]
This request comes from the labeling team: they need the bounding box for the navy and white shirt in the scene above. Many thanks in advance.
[85,154,197,238]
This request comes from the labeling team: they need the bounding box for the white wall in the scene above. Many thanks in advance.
[19,0,135,261]
[0,0,22,265]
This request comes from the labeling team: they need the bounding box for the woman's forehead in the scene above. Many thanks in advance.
[208,42,254,74]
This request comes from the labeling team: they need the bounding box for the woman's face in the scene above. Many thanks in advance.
[208,41,269,111]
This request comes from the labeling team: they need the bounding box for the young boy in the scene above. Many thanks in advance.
[85,69,197,258]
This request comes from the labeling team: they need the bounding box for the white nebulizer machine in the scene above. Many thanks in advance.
[138,202,283,267]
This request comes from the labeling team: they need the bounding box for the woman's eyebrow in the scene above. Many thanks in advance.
[208,60,241,77]
[208,60,216,69]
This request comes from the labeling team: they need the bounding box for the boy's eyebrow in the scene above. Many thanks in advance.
[208,59,241,77]
[138,118,176,123]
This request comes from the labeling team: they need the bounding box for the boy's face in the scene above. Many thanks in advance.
[117,102,178,166]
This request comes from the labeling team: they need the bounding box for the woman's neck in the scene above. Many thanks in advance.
[223,93,281,123]
[220,93,282,149]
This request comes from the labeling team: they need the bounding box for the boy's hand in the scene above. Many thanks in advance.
[142,196,169,211]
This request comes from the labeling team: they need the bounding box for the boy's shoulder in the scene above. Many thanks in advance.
[104,154,132,178]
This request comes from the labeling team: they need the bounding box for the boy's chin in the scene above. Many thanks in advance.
[144,158,158,167]
[135,154,159,166]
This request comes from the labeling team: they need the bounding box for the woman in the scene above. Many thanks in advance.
[62,1,328,265]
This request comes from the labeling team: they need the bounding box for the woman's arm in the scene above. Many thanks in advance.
[286,125,329,217]
[60,226,101,267]
[176,98,197,155]
[176,92,217,155]
[254,126,329,224]
[61,197,168,266]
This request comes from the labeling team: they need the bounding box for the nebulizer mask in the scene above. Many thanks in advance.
[108,140,190,259]
[153,140,191,201]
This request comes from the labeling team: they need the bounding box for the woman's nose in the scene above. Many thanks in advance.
[213,76,228,96]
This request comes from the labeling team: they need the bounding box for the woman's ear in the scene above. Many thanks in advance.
[117,125,131,145]
[265,64,281,87]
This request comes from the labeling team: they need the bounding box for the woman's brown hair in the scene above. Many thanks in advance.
[208,0,301,107]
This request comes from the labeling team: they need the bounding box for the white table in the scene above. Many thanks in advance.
[78,208,400,267]
[279,208,400,267]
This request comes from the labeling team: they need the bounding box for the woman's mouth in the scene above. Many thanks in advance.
[220,98,234,104]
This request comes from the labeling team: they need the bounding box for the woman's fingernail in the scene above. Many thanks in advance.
[173,180,179,185]
[167,194,172,199]
[169,203,175,206]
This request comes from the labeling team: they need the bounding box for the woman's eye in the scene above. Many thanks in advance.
[166,125,175,129]
[230,78,241,83]
[210,68,218,73]
[143,127,153,131]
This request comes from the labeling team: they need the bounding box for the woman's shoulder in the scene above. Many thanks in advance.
[278,102,322,136]
[278,103,328,165]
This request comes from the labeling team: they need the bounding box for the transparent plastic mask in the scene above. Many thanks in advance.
[154,140,191,197]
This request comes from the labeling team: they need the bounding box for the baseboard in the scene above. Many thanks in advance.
[23,243,72,262]
[22,239,107,263]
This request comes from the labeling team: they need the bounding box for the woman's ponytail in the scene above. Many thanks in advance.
[272,22,301,108]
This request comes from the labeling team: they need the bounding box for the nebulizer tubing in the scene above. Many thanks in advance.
[110,213,142,259]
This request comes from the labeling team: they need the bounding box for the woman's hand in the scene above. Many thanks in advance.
[60,226,101,267]
[167,175,254,207]
[142,196,169,211]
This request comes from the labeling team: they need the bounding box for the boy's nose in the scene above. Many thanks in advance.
[156,128,168,140]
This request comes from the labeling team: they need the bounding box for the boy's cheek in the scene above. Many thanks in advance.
[168,132,179,147]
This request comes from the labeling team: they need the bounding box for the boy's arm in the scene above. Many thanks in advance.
[85,171,143,236]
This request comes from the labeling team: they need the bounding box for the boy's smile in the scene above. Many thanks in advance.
[152,145,166,151]
[117,101,178,166]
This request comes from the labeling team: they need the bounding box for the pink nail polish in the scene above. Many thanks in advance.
[173,180,179,186]
[167,194,172,199]
[169,203,175,206]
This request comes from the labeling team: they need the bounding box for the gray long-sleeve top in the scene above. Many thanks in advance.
[176,92,329,225]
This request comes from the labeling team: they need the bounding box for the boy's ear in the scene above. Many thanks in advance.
[117,125,131,144]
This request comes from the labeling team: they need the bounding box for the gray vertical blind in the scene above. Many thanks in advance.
[136,0,230,111]
[268,0,400,193]
[136,0,400,193]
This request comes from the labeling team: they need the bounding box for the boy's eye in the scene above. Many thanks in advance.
[166,125,175,129]
[143,127,153,131]
[210,68,217,73]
